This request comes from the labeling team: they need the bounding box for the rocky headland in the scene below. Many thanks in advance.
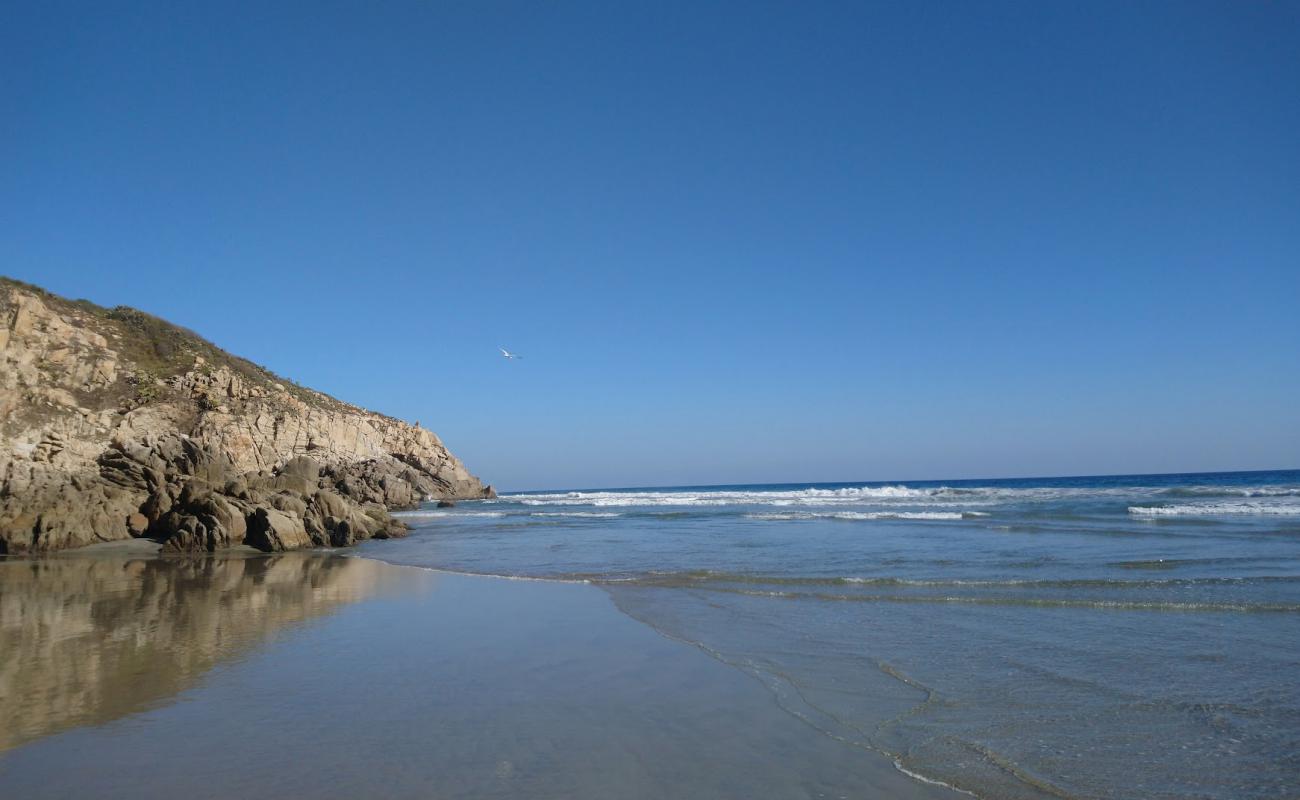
[0,277,493,555]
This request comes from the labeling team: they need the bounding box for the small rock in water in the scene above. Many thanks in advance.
[437,500,456,508]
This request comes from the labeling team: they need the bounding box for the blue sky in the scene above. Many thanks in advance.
[3,2,1297,490]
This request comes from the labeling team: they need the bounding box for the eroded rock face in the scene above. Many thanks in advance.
[0,280,493,554]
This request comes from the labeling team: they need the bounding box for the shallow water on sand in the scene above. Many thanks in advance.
[363,470,1300,799]
[0,553,955,799]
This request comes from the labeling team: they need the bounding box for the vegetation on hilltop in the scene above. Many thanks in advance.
[1,276,357,413]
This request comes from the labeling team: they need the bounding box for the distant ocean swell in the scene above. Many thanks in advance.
[499,483,1300,515]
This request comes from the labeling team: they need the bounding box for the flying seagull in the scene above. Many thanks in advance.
[499,347,522,360]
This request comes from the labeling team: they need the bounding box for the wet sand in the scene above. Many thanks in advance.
[0,552,958,799]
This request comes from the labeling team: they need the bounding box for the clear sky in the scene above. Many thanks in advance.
[3,2,1298,490]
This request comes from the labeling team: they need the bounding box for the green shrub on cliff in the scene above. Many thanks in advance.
[1,276,349,414]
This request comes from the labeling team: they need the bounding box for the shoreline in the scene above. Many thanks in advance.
[367,474,1300,800]
[17,468,1297,798]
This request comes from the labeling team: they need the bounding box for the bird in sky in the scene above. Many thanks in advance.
[499,347,522,360]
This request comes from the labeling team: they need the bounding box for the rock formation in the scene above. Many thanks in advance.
[0,277,493,554]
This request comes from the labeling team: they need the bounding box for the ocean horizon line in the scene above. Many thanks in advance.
[501,466,1300,496]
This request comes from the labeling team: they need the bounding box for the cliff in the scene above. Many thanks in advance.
[0,277,493,554]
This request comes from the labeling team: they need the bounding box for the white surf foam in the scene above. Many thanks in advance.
[1158,485,1300,498]
[1128,502,1300,516]
[499,483,1300,513]
[745,511,986,522]
[529,512,623,518]
[506,486,1031,508]
[392,511,508,519]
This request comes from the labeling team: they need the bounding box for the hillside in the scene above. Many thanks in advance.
[0,277,493,554]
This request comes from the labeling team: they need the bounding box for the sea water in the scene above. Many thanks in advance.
[361,470,1300,799]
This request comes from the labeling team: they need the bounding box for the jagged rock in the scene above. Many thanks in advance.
[245,507,312,552]
[303,489,374,547]
[437,500,455,508]
[270,456,321,495]
[268,492,308,519]
[311,488,351,520]
[371,515,409,540]
[157,512,210,553]
[126,513,149,536]
[0,279,492,554]
[140,485,178,525]
[192,493,247,548]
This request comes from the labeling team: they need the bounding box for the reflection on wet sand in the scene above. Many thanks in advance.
[0,553,408,752]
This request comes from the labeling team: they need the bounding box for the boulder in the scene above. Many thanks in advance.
[269,492,308,519]
[126,512,149,536]
[311,489,350,520]
[158,512,210,553]
[373,518,408,540]
[271,456,321,496]
[191,493,247,549]
[3,475,143,553]
[245,507,312,552]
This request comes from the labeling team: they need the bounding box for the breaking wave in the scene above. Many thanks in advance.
[392,510,507,519]
[745,511,987,522]
[1157,486,1300,498]
[1129,502,1300,517]
[529,512,623,518]
[497,483,1300,517]
[503,485,1122,508]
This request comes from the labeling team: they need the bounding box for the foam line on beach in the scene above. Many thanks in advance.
[345,555,597,585]
[391,510,508,519]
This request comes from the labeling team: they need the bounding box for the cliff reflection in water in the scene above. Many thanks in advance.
[0,553,404,751]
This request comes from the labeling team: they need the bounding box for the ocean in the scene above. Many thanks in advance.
[360,469,1300,799]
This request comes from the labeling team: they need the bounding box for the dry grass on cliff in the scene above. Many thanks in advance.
[2,276,355,414]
